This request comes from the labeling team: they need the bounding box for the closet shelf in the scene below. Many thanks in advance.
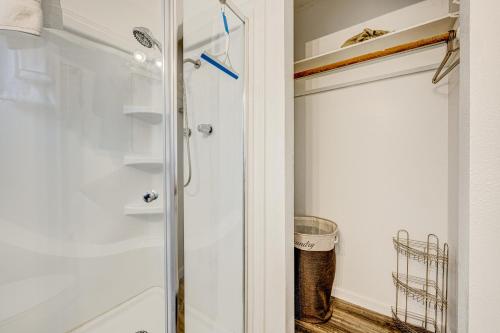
[392,273,447,309]
[123,106,163,123]
[123,155,163,170]
[294,15,457,79]
[124,205,164,216]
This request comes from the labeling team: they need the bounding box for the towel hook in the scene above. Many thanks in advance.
[432,30,460,84]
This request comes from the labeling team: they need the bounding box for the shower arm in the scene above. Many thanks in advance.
[183,58,201,68]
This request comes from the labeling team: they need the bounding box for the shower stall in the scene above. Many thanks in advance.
[0,0,247,332]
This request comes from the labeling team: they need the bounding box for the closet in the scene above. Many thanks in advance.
[294,0,460,332]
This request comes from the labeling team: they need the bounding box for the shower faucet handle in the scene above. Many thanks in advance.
[197,124,213,136]
[143,190,159,203]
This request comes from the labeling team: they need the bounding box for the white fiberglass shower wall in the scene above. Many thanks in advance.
[181,1,246,332]
[0,1,168,332]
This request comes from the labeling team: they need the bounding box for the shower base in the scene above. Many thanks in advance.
[70,287,165,333]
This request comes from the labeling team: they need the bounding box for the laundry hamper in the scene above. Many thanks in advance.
[295,216,338,323]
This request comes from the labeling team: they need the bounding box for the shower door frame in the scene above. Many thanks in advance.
[163,0,178,332]
[163,1,250,332]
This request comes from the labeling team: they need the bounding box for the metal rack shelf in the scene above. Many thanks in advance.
[393,230,449,333]
[393,237,448,265]
[392,273,447,310]
[392,308,439,333]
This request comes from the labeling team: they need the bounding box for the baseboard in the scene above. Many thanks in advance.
[331,291,453,333]
[332,287,392,317]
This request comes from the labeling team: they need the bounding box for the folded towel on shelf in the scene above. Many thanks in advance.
[341,28,390,48]
[0,0,43,35]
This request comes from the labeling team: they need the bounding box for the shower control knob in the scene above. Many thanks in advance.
[143,190,159,203]
[197,124,213,135]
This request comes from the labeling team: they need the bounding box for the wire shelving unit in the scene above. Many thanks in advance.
[392,230,449,333]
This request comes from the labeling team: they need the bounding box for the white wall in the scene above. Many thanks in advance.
[456,3,469,332]
[466,0,500,331]
[295,69,450,315]
[294,0,455,320]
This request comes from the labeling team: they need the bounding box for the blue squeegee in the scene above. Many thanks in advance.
[200,7,239,80]
[201,51,239,80]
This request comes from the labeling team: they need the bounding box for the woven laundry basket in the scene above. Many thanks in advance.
[294,216,338,323]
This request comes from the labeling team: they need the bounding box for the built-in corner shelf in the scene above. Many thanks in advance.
[123,106,163,124]
[294,15,458,79]
[123,204,164,216]
[123,155,163,170]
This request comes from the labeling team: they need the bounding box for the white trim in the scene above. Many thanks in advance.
[246,5,265,333]
[295,64,438,97]
[243,10,251,333]
[245,0,294,332]
[333,288,391,316]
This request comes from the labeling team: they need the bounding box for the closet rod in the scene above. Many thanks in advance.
[294,32,451,79]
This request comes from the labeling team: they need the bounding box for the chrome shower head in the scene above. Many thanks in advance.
[132,27,162,52]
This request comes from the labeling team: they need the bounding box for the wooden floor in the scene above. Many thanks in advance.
[179,279,398,333]
[296,298,399,333]
[177,279,185,333]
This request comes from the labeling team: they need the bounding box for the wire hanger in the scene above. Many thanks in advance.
[432,30,460,84]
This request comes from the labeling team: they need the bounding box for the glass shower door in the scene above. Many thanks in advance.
[181,1,246,332]
[0,1,170,332]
